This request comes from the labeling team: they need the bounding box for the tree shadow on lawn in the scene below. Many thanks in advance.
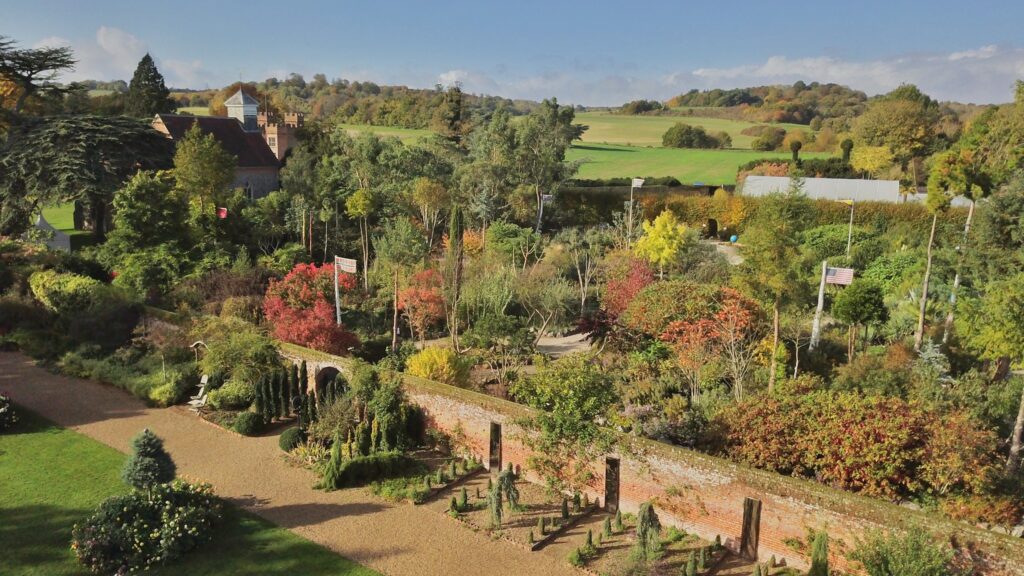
[0,504,92,575]
[257,501,390,529]
[571,144,637,153]
[172,507,383,576]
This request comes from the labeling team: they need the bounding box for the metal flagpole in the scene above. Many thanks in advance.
[809,259,827,351]
[333,256,341,326]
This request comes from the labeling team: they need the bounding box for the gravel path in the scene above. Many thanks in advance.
[0,352,577,576]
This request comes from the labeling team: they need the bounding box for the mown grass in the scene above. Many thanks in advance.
[575,110,811,149]
[176,106,211,116]
[0,408,379,576]
[566,143,830,185]
[336,123,433,142]
[39,202,88,235]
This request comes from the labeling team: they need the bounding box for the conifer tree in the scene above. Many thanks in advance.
[634,502,662,561]
[685,551,697,576]
[290,363,300,409]
[121,428,175,493]
[808,531,828,576]
[278,370,289,418]
[125,53,174,117]
[299,361,308,400]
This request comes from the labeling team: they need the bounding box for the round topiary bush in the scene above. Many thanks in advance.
[233,411,262,436]
[278,426,305,452]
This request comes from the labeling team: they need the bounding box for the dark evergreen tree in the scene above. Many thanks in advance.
[253,375,265,424]
[277,370,289,419]
[125,53,174,117]
[299,361,308,399]
[121,428,175,493]
[290,363,300,411]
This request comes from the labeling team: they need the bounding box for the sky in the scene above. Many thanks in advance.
[4,0,1024,106]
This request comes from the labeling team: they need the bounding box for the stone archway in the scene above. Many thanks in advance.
[314,366,341,399]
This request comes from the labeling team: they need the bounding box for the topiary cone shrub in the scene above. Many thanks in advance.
[603,516,612,537]
[561,498,570,519]
[122,428,175,492]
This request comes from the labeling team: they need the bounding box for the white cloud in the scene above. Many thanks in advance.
[437,45,1024,106]
[32,36,72,49]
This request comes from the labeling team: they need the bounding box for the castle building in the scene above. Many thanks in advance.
[152,89,303,199]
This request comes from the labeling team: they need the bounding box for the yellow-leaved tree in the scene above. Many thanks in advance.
[634,209,688,279]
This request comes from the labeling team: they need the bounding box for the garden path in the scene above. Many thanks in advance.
[0,352,578,576]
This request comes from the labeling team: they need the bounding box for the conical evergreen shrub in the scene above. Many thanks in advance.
[121,428,176,492]
[808,531,828,576]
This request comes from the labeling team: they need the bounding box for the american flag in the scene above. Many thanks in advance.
[825,267,854,285]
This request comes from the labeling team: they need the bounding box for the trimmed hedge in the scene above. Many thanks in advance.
[232,411,262,436]
[321,451,421,490]
[278,426,305,452]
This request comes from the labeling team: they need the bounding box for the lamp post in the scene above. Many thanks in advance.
[627,178,645,248]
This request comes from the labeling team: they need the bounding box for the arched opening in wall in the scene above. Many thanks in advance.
[604,457,620,513]
[488,422,502,473]
[314,367,341,399]
[706,218,719,239]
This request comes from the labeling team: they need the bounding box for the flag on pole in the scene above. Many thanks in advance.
[840,199,854,206]
[334,256,358,274]
[631,178,645,188]
[825,266,855,285]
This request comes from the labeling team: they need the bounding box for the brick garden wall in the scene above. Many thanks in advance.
[281,343,1024,575]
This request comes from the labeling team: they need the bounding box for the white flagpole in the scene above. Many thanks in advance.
[334,256,341,326]
[809,259,827,351]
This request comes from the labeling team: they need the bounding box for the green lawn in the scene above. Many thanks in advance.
[575,110,810,149]
[0,408,379,576]
[336,123,433,143]
[176,106,211,116]
[567,143,831,185]
[39,202,84,234]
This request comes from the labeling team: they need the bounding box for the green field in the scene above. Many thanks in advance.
[0,408,378,576]
[336,123,433,142]
[567,143,830,185]
[39,202,92,237]
[176,106,211,116]
[575,110,810,149]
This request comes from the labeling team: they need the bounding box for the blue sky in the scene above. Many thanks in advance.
[4,0,1024,105]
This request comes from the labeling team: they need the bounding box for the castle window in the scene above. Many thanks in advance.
[268,136,277,147]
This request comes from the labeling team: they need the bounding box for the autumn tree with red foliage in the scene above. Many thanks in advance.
[398,269,445,342]
[601,255,654,319]
[263,263,359,355]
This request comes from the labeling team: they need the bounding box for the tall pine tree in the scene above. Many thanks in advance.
[125,53,174,117]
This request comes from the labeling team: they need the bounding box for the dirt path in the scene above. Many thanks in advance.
[0,352,577,576]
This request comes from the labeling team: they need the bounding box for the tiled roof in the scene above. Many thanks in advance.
[155,114,279,168]
[224,89,259,106]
